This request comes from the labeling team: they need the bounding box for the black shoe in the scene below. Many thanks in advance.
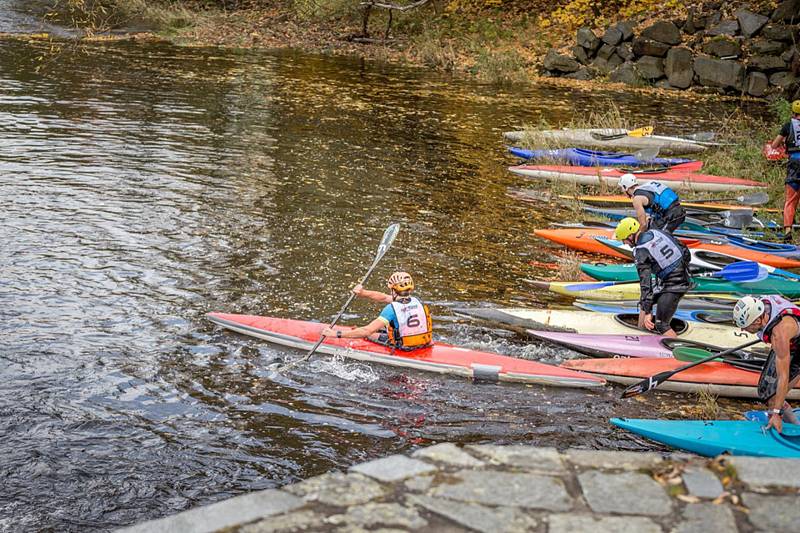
[783,232,793,243]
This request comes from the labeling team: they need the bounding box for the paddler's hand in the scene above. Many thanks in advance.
[352,284,365,296]
[638,310,647,329]
[766,412,783,433]
[321,327,337,337]
[643,314,655,331]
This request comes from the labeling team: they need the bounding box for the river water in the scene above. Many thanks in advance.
[0,14,772,532]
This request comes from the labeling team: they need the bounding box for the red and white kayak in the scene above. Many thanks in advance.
[561,357,800,399]
[207,313,606,389]
[509,164,766,192]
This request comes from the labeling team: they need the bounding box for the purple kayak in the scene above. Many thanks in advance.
[529,331,768,359]
[528,331,674,358]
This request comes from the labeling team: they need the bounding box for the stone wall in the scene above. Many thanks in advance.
[542,0,800,100]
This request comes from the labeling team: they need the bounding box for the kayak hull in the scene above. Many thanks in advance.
[611,418,800,458]
[207,313,605,388]
[508,147,695,168]
[510,165,765,192]
[502,128,707,155]
[454,307,756,348]
[562,357,800,399]
[560,194,780,214]
[580,263,800,298]
[534,228,630,259]
[537,280,740,303]
[574,301,732,324]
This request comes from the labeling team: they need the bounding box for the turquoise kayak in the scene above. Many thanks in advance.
[581,263,800,298]
[611,418,800,458]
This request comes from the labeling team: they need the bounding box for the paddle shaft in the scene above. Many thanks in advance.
[280,224,399,370]
[691,192,769,206]
[621,338,763,398]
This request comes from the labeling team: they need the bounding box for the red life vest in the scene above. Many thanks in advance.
[757,295,800,344]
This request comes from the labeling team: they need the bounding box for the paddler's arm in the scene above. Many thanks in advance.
[631,195,649,230]
[771,133,786,150]
[352,284,393,303]
[322,318,385,339]
[766,317,798,432]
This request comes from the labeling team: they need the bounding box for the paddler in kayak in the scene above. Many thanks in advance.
[321,271,433,350]
[618,173,686,234]
[769,100,800,242]
[615,217,691,337]
[733,295,800,432]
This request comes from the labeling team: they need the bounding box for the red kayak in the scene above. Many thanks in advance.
[207,313,606,389]
[561,357,800,399]
[510,164,766,192]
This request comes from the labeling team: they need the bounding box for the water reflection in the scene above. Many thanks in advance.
[0,37,767,531]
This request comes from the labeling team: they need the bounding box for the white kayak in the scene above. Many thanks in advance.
[454,308,756,348]
[502,128,707,155]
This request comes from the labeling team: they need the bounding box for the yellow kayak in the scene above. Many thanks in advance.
[533,280,740,301]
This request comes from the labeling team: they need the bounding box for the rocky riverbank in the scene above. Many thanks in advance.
[543,1,800,99]
[119,443,800,532]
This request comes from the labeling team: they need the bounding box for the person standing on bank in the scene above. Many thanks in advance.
[770,100,800,242]
[733,295,800,432]
[618,173,686,234]
[614,217,692,336]
[321,271,432,350]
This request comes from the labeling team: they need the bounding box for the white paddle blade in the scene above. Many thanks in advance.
[376,223,401,260]
[737,192,769,206]
[633,147,661,161]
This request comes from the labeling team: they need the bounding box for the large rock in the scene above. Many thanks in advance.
[706,20,740,36]
[602,26,623,46]
[703,37,742,57]
[609,62,644,85]
[564,67,596,80]
[636,56,665,79]
[772,0,800,23]
[597,43,617,60]
[749,55,788,71]
[782,45,798,62]
[770,71,799,87]
[607,53,624,70]
[751,39,789,55]
[746,71,770,96]
[632,37,671,58]
[684,10,706,34]
[618,42,635,61]
[693,55,745,90]
[617,21,635,41]
[572,45,590,65]
[543,49,581,73]
[736,9,769,37]
[762,23,798,41]
[665,47,694,88]
[577,27,601,52]
[641,21,682,45]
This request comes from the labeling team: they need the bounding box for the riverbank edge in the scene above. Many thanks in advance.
[118,442,800,532]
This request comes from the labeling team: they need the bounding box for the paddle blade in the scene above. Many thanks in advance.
[737,192,769,206]
[686,131,716,142]
[621,371,673,398]
[376,223,400,260]
[628,126,654,137]
[632,147,661,161]
[713,260,762,282]
[673,346,719,363]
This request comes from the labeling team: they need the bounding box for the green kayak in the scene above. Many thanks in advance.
[581,263,800,298]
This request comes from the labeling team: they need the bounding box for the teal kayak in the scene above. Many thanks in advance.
[611,417,800,458]
[581,263,800,298]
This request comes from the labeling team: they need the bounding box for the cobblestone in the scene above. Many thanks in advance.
[119,443,800,533]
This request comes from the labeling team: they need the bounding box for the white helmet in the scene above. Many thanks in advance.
[733,296,765,329]
[618,173,638,192]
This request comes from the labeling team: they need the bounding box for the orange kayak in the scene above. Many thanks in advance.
[560,195,780,214]
[535,228,800,269]
[561,357,800,399]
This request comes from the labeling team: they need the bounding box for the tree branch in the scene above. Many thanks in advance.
[359,0,431,12]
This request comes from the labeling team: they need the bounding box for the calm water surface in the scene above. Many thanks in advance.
[0,32,769,531]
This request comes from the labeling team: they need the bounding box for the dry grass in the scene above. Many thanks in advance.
[693,388,721,420]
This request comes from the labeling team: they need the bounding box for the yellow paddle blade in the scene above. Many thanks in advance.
[628,126,654,137]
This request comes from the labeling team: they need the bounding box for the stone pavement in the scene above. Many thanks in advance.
[119,443,800,533]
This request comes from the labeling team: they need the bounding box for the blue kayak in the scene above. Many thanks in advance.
[508,147,694,167]
[574,301,732,324]
[611,417,800,458]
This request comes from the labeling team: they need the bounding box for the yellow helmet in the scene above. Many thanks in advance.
[387,271,414,292]
[793,100,800,114]
[614,217,641,241]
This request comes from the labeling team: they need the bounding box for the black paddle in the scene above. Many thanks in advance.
[620,338,763,398]
[279,223,400,371]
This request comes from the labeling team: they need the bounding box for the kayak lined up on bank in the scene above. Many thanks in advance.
[209,106,800,460]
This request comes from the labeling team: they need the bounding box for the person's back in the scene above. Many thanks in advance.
[771,100,800,241]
